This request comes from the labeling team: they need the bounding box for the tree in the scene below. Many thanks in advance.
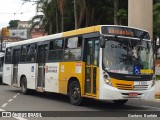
[114,0,119,25]
[8,20,20,29]
[153,3,160,37]
[31,0,57,34]
[30,0,128,33]
[57,0,66,32]
[117,8,127,25]
[73,0,87,28]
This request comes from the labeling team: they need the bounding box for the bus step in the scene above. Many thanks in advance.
[36,87,45,92]
[12,84,18,87]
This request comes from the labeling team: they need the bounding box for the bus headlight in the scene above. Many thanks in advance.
[103,72,112,86]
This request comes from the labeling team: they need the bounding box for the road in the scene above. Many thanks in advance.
[0,84,160,120]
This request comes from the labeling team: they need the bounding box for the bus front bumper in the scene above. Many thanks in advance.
[99,85,155,101]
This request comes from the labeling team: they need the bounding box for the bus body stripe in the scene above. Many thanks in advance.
[62,26,101,37]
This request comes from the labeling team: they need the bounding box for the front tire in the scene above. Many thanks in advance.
[69,81,82,105]
[20,77,28,95]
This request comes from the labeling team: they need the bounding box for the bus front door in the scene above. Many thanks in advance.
[85,39,99,97]
[12,49,20,85]
[37,45,48,91]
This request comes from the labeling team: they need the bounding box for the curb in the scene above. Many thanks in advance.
[154,99,160,102]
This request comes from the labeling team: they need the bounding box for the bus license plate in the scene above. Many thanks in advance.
[134,81,147,86]
[129,92,138,97]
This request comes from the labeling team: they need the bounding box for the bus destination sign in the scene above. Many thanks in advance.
[108,28,134,36]
[101,26,150,39]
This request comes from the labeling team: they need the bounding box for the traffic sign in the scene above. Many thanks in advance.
[1,28,10,37]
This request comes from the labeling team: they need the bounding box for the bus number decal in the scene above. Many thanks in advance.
[76,62,82,74]
[46,66,58,73]
[61,65,64,72]
[31,66,34,72]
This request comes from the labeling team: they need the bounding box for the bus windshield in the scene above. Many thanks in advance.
[102,39,154,75]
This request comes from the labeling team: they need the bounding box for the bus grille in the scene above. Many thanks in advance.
[116,84,133,90]
[116,84,148,90]
[133,85,148,90]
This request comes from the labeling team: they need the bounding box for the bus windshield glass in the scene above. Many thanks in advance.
[102,39,153,75]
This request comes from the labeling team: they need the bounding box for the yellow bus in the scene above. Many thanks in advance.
[3,25,155,105]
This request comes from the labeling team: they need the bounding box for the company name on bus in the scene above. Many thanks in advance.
[108,28,134,36]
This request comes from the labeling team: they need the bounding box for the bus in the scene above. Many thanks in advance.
[0,52,4,83]
[3,25,155,105]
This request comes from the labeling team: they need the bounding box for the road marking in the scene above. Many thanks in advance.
[13,95,17,98]
[1,93,19,108]
[0,109,28,120]
[1,103,8,108]
[0,93,27,120]
[154,99,160,102]
[0,108,5,111]
[8,99,13,102]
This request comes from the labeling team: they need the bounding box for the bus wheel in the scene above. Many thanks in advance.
[113,100,128,105]
[69,81,82,105]
[21,77,28,95]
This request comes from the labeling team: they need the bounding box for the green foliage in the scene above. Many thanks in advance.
[154,3,160,37]
[156,75,160,80]
[31,0,128,34]
[8,20,20,29]
[117,9,128,25]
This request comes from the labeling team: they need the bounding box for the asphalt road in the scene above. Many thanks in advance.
[0,84,160,120]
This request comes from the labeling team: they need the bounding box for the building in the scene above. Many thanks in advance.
[18,21,32,29]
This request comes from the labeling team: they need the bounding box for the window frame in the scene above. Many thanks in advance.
[48,39,64,62]
[63,36,83,61]
[5,47,13,64]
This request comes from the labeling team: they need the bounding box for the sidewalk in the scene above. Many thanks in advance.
[154,96,160,102]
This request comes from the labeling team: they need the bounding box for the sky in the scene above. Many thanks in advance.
[0,0,37,29]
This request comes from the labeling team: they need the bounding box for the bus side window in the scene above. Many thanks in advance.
[12,49,20,64]
[64,37,82,60]
[5,48,12,64]
[20,46,27,63]
[26,44,37,62]
[48,39,63,61]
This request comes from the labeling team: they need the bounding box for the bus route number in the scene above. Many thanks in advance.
[139,81,147,85]
[134,81,147,86]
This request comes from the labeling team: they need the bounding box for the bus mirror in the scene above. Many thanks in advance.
[100,36,106,48]
[156,37,160,46]
[153,36,160,47]
[153,36,160,59]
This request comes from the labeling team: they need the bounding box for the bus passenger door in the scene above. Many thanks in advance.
[37,44,48,91]
[12,49,20,85]
[84,39,99,97]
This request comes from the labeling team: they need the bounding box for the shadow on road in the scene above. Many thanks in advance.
[15,90,148,111]
[1,84,155,111]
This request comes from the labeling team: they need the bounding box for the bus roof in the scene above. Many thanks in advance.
[6,33,62,48]
[6,25,149,48]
